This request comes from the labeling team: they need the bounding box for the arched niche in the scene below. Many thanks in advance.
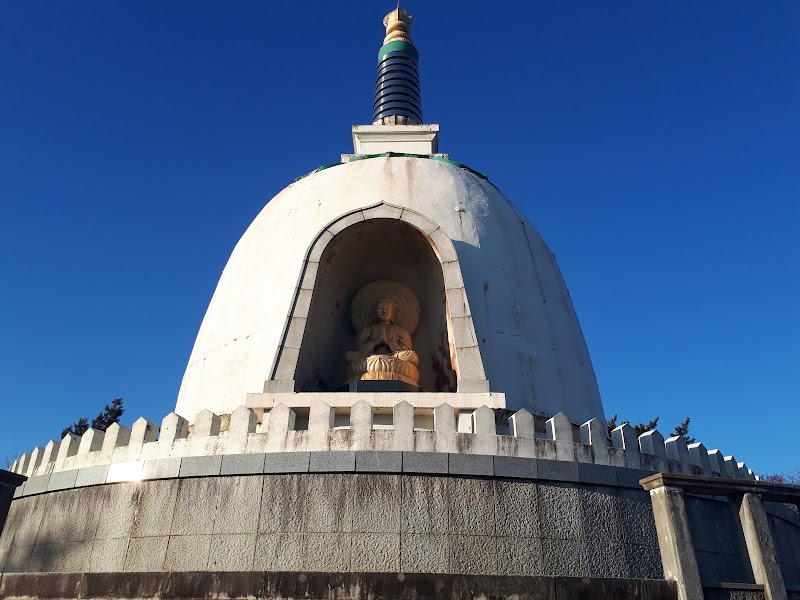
[294,218,457,392]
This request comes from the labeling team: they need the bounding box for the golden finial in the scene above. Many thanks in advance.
[383,7,413,45]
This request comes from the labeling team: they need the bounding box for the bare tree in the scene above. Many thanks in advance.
[2,455,20,471]
[761,469,800,485]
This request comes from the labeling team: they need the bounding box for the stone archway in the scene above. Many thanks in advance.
[266,202,488,394]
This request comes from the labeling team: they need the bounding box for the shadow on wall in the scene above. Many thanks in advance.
[294,219,456,393]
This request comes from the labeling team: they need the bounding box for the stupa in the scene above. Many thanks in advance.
[2,9,799,600]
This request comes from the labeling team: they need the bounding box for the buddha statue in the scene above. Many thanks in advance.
[345,281,420,388]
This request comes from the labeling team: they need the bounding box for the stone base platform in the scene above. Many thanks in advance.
[0,571,677,600]
[346,380,419,393]
[245,391,505,410]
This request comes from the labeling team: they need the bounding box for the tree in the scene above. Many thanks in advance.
[91,398,124,431]
[761,469,800,485]
[61,417,89,439]
[670,417,695,444]
[60,398,124,439]
[2,454,20,470]
[607,414,701,443]
[633,417,660,437]
[606,414,621,435]
[606,414,660,437]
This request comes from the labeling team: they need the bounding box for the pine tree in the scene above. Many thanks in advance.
[606,414,620,435]
[60,398,124,439]
[606,414,660,436]
[60,417,89,439]
[91,398,124,430]
[632,417,659,436]
[670,417,695,444]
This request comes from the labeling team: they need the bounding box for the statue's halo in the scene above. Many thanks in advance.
[351,280,420,334]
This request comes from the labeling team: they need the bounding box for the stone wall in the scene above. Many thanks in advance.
[0,571,678,600]
[685,494,755,585]
[9,402,756,488]
[767,503,800,587]
[1,471,663,578]
[0,471,25,541]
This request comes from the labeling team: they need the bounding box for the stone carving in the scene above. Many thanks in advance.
[345,280,420,387]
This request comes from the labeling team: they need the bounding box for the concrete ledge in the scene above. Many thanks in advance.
[617,467,656,489]
[46,469,77,492]
[402,451,447,474]
[310,451,355,472]
[578,462,618,486]
[538,459,579,482]
[14,452,663,497]
[263,452,309,474]
[12,483,25,499]
[221,453,266,475]
[21,475,49,495]
[494,456,537,479]
[142,457,181,480]
[449,453,493,476]
[0,571,677,600]
[355,451,402,472]
[74,464,109,487]
[246,391,506,410]
[179,455,222,477]
[11,403,750,488]
[642,472,800,504]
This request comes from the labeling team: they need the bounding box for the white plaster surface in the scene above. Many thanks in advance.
[175,156,604,425]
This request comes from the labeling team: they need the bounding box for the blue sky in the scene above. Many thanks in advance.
[1,1,798,474]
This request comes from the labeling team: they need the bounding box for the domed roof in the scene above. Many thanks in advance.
[175,155,605,425]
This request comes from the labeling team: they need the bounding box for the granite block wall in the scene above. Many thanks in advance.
[0,571,679,600]
[767,506,800,587]
[685,494,755,585]
[0,472,664,578]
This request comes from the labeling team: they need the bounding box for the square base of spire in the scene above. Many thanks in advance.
[348,124,440,157]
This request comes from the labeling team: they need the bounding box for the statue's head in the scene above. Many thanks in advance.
[375,296,396,324]
[351,281,419,334]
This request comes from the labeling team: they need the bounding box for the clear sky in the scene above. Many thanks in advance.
[1,1,798,475]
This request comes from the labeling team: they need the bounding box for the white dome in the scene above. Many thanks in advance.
[176,156,605,425]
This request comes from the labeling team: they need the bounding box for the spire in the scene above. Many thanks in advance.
[348,7,439,158]
[383,7,413,44]
[372,7,422,125]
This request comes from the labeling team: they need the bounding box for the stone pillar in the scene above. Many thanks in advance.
[545,412,574,461]
[687,442,711,475]
[648,486,703,600]
[392,401,414,451]
[510,409,534,438]
[738,493,788,600]
[611,423,641,469]
[351,400,373,450]
[580,418,610,465]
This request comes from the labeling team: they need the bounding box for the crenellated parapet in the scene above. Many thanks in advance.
[9,400,756,483]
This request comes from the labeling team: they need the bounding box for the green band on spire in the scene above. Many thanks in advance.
[378,41,419,62]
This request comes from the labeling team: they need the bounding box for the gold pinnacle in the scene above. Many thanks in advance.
[383,8,413,45]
